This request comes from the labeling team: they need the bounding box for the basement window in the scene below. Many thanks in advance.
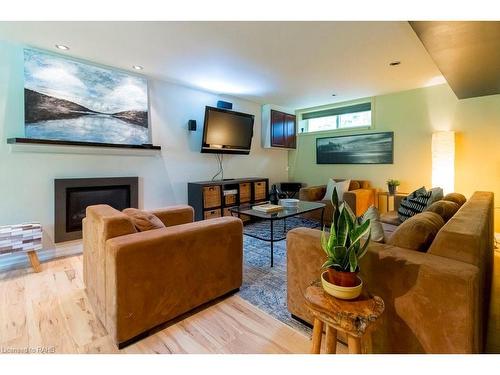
[302,102,372,133]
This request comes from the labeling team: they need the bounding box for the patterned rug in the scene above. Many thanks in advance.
[238,217,319,335]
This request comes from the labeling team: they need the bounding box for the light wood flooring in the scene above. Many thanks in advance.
[0,254,349,354]
[1,250,498,354]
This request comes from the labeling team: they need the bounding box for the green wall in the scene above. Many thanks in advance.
[288,83,500,230]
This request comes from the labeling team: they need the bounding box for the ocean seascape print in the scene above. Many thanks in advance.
[316,132,394,164]
[24,49,149,145]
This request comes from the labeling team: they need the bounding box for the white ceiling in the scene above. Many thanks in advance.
[0,21,444,109]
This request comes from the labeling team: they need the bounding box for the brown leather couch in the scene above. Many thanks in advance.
[287,192,494,353]
[299,179,376,225]
[83,204,243,347]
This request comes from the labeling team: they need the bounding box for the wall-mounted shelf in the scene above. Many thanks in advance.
[6,138,162,156]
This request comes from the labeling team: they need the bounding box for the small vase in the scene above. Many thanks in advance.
[388,185,397,195]
[327,268,359,287]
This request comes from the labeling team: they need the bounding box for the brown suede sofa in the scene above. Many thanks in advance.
[83,204,243,347]
[299,179,376,225]
[287,192,494,353]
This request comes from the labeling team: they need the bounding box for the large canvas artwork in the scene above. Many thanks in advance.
[316,132,394,164]
[23,49,149,145]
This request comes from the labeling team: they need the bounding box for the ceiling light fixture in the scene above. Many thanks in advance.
[55,44,69,50]
[132,65,144,70]
[389,61,401,66]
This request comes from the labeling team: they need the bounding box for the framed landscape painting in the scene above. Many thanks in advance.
[316,132,394,164]
[23,48,149,145]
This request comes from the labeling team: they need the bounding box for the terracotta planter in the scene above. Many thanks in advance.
[327,268,360,287]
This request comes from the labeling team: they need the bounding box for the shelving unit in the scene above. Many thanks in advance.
[188,177,269,222]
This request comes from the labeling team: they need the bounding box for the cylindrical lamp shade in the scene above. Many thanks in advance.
[432,131,455,194]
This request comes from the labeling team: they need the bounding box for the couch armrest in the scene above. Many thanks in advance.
[287,227,481,353]
[343,188,376,216]
[299,185,326,202]
[149,205,194,227]
[287,228,325,324]
[360,241,480,353]
[105,216,243,344]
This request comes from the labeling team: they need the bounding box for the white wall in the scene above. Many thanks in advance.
[0,41,288,251]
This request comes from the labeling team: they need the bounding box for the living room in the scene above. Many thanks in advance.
[1,1,499,372]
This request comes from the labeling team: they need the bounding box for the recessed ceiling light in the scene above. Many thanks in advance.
[389,61,401,66]
[55,44,69,50]
[132,65,143,70]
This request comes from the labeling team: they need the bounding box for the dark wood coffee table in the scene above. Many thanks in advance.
[230,201,325,267]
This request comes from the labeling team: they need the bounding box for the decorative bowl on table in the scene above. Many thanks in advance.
[279,198,299,208]
[321,271,363,300]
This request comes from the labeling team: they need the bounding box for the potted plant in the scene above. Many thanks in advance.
[386,179,400,195]
[320,187,371,299]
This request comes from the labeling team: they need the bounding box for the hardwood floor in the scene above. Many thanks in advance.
[0,255,348,354]
[1,250,498,354]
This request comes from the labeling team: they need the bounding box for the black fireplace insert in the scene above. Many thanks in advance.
[55,177,138,242]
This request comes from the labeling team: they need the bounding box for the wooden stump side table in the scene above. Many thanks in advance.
[304,282,384,354]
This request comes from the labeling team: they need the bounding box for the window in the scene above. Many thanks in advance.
[302,102,372,133]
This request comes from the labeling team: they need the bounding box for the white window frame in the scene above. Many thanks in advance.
[298,98,375,135]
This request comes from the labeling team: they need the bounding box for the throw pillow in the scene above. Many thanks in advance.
[425,200,460,222]
[360,205,385,243]
[123,208,166,232]
[322,179,351,202]
[426,187,444,207]
[388,211,445,252]
[442,193,466,207]
[397,187,432,222]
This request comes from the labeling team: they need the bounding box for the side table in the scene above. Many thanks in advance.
[376,191,408,213]
[304,281,384,354]
[0,223,43,272]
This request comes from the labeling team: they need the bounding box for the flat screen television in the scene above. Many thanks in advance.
[201,106,255,154]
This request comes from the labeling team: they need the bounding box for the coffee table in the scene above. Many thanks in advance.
[230,201,325,267]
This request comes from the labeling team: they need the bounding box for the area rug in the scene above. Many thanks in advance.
[238,217,319,335]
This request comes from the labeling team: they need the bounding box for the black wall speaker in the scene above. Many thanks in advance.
[188,119,197,131]
[217,100,233,110]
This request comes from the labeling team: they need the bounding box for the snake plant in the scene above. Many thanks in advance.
[320,187,371,272]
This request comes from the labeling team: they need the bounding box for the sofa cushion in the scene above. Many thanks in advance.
[425,200,460,222]
[322,178,350,201]
[388,211,445,252]
[123,208,166,232]
[360,205,385,243]
[426,187,444,207]
[380,210,402,226]
[443,192,467,207]
[398,187,432,222]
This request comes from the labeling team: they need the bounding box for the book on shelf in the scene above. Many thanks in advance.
[252,203,283,213]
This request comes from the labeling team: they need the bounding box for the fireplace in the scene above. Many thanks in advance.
[54,177,138,242]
